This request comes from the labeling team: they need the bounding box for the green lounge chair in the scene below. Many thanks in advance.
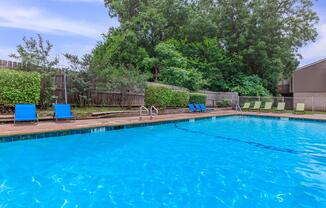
[295,103,305,114]
[262,102,272,111]
[242,102,250,111]
[276,102,285,113]
[251,101,261,111]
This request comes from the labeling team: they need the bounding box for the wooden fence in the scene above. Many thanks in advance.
[0,60,22,69]
[54,74,144,107]
[54,89,144,107]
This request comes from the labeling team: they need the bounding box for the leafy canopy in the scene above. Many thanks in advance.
[93,0,319,95]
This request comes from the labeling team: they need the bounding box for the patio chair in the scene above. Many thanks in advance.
[188,104,196,113]
[242,102,250,111]
[262,102,273,111]
[195,104,203,112]
[53,104,75,121]
[294,103,305,114]
[251,101,261,111]
[14,104,38,124]
[199,104,207,112]
[275,102,285,113]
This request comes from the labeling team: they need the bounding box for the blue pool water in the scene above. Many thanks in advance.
[0,116,325,207]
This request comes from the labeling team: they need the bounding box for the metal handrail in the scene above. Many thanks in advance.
[139,106,149,120]
[235,103,242,112]
[150,106,159,119]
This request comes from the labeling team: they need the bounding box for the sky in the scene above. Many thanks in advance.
[0,0,325,67]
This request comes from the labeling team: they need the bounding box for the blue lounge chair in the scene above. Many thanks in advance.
[14,104,38,124]
[188,104,196,113]
[54,104,74,121]
[195,104,202,112]
[199,104,207,112]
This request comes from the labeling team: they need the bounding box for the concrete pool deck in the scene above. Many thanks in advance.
[0,110,325,137]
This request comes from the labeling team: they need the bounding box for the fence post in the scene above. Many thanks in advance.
[64,73,68,104]
[311,96,314,112]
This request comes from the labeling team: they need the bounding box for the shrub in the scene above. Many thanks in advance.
[145,85,189,108]
[230,75,270,96]
[159,67,205,91]
[189,93,207,104]
[0,69,41,105]
[170,90,189,107]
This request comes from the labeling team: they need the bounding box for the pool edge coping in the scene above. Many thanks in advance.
[0,113,238,142]
[0,112,325,143]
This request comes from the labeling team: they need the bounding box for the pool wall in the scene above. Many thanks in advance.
[0,114,325,143]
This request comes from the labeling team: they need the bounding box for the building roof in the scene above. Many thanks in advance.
[297,58,326,71]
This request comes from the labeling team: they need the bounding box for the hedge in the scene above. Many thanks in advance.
[145,85,189,108]
[189,93,207,104]
[170,90,189,107]
[0,69,41,105]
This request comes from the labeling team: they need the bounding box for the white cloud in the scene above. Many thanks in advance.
[299,23,326,65]
[299,8,326,66]
[0,4,110,39]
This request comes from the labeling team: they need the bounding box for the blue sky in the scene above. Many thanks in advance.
[0,0,325,67]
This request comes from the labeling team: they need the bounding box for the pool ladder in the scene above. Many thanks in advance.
[150,106,159,119]
[235,103,242,112]
[139,106,159,120]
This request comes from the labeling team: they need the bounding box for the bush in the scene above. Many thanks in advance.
[159,67,205,91]
[0,69,41,105]
[230,75,270,96]
[189,93,207,104]
[145,85,189,108]
[170,90,189,107]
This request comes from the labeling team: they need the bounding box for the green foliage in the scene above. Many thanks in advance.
[170,90,189,108]
[145,85,189,108]
[0,69,41,105]
[189,93,207,104]
[230,75,270,96]
[10,34,59,71]
[107,67,149,94]
[100,0,318,95]
[91,30,150,93]
[92,30,149,72]
[145,85,173,108]
[10,34,59,108]
[155,41,207,91]
[159,67,205,91]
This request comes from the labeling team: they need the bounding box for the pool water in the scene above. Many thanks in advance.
[0,116,325,207]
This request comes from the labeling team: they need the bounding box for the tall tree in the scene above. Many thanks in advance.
[10,34,59,108]
[214,0,319,93]
[10,34,59,71]
[96,0,319,95]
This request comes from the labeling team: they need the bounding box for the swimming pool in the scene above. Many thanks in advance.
[0,115,325,207]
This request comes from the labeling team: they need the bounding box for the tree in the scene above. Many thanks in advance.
[97,0,319,95]
[10,34,59,71]
[230,75,270,96]
[63,53,94,106]
[155,40,206,91]
[214,0,318,94]
[10,34,59,108]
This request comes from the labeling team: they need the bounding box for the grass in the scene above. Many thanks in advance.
[37,106,127,118]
